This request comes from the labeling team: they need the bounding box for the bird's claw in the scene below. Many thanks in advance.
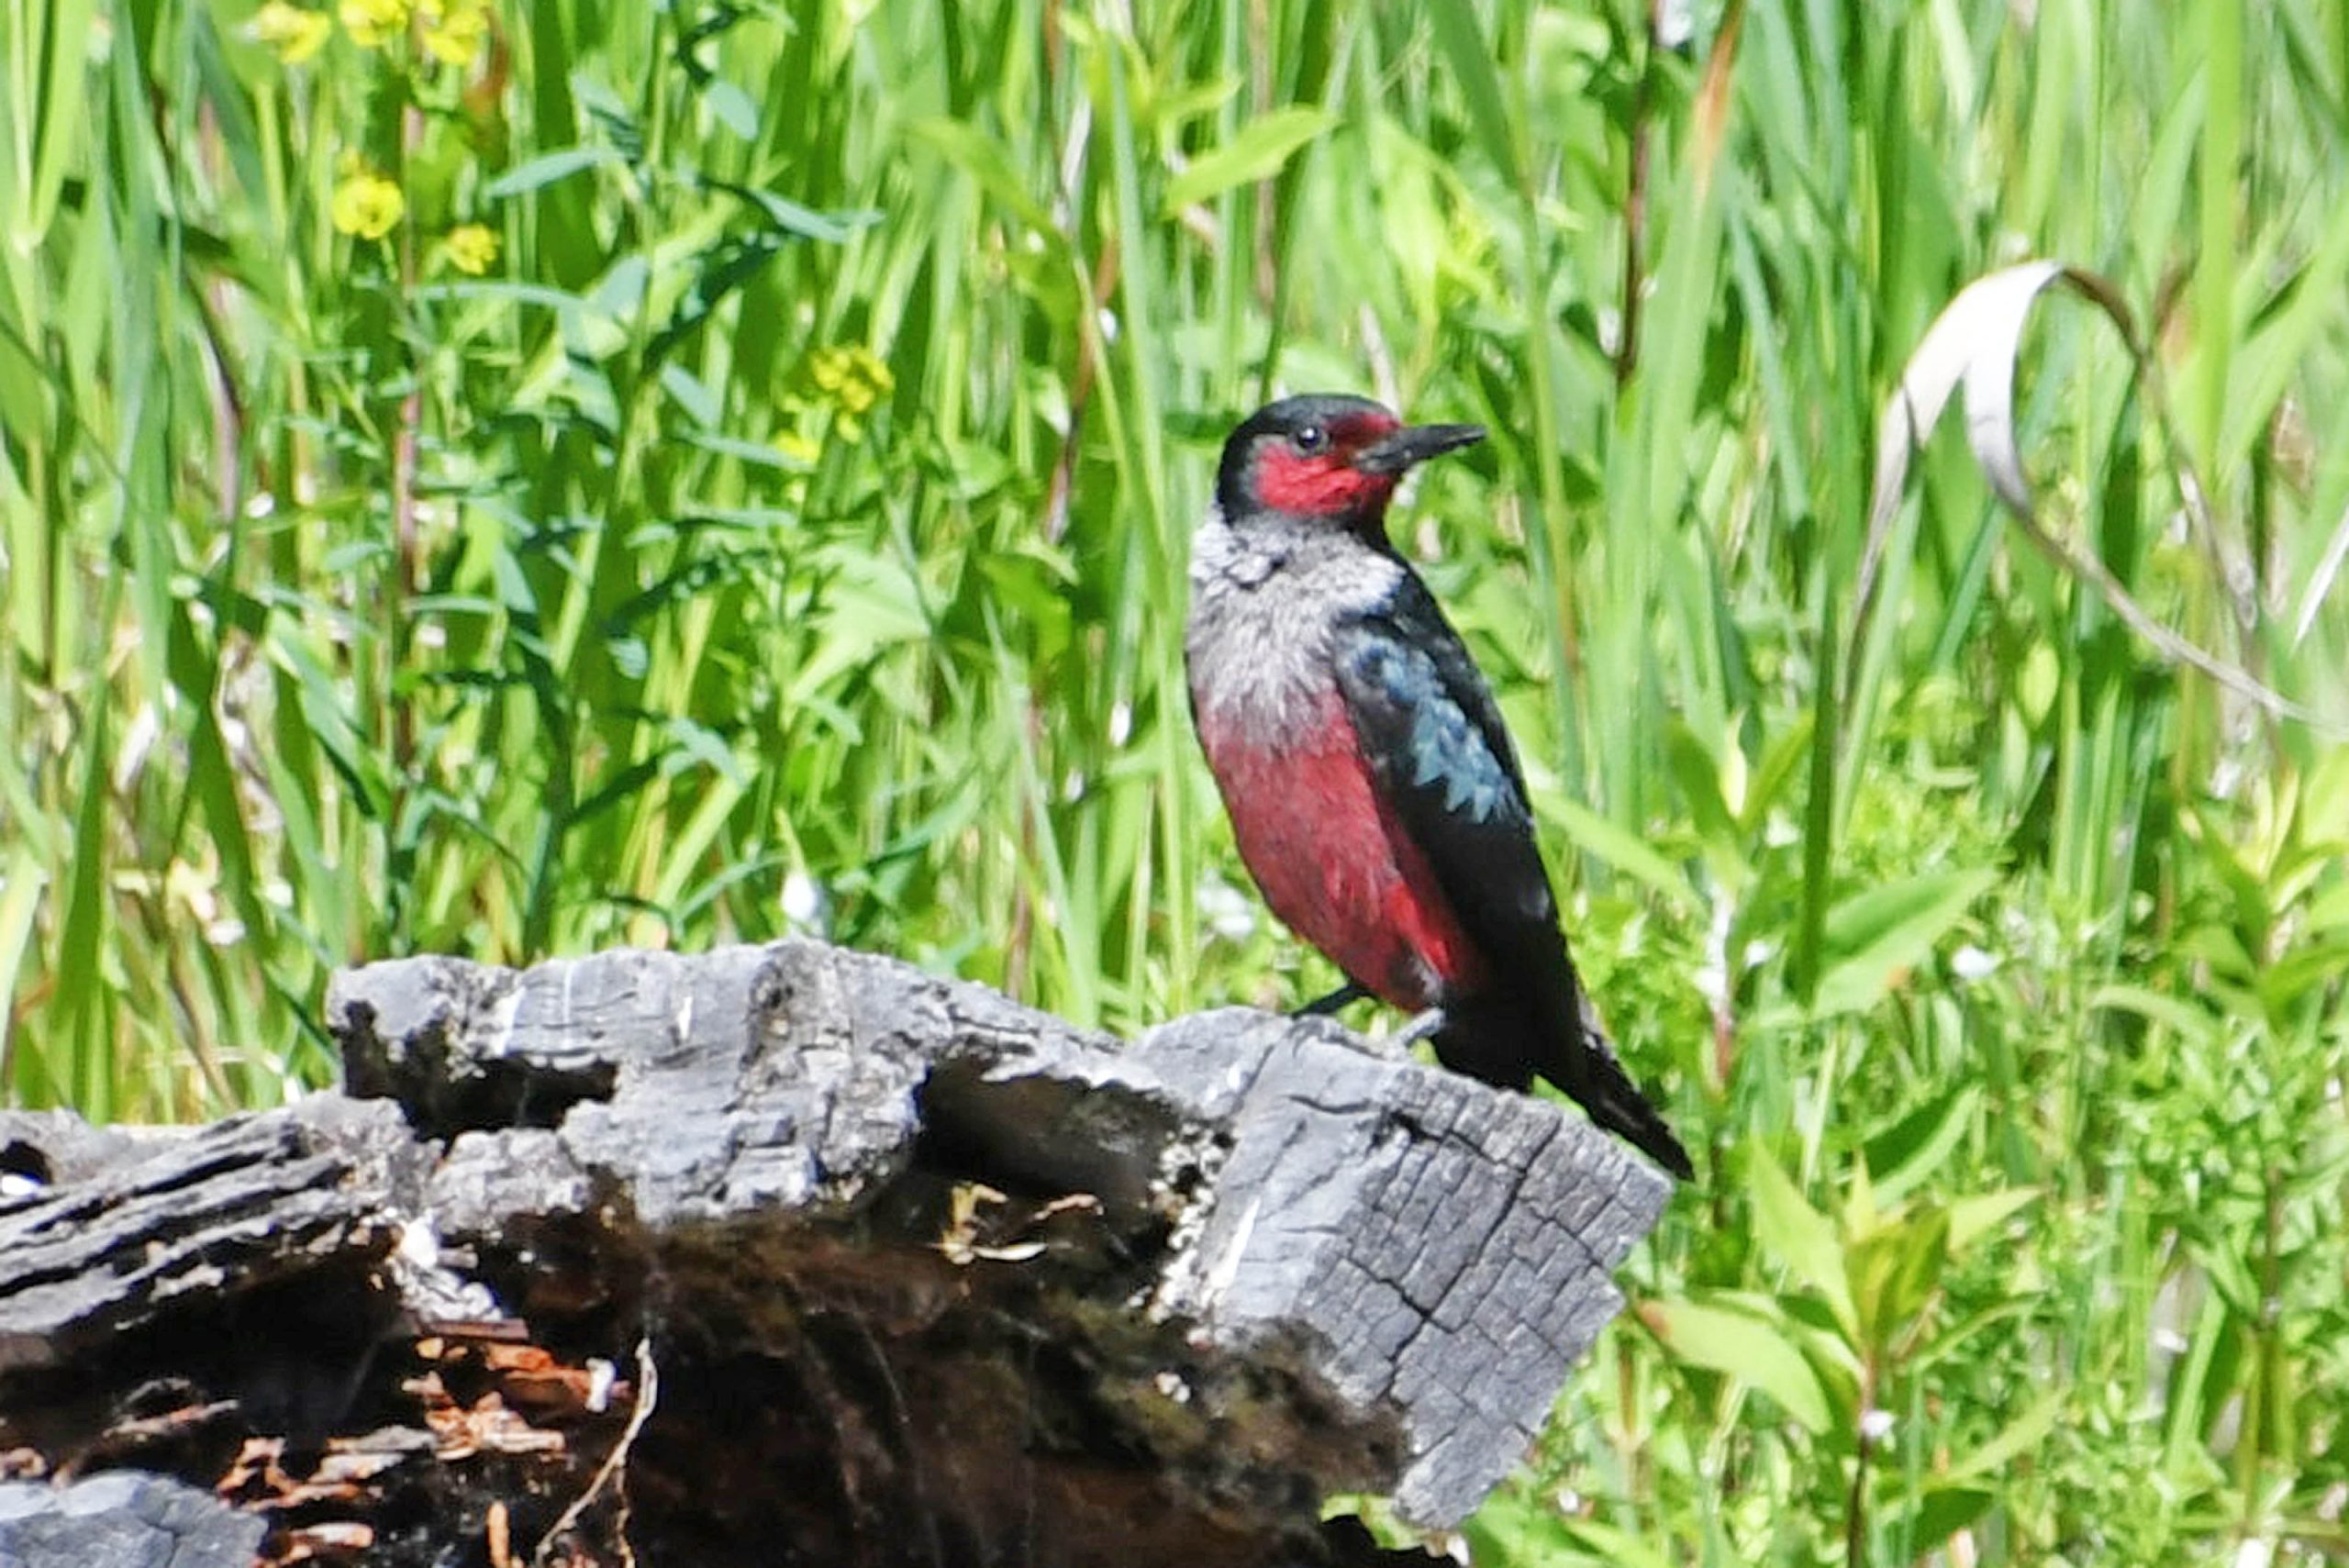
[1293,982,1371,1018]
[1390,1006,1447,1049]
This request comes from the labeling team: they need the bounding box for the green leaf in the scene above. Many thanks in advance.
[705,180,878,242]
[1740,714,1817,834]
[26,0,99,241]
[902,117,1058,234]
[1665,721,1745,867]
[1862,1085,1981,1202]
[1813,868,1998,1016]
[1746,1143,1857,1337]
[1639,1297,1835,1433]
[651,231,787,363]
[2087,983,2221,1044]
[1945,1187,2041,1252]
[1847,1207,1948,1350]
[1426,0,1522,187]
[486,145,629,198]
[2256,936,2349,1012]
[1459,1486,1577,1563]
[414,281,593,314]
[1161,106,1335,214]
[703,80,760,139]
[1555,1520,1679,1568]
[1549,796,1699,913]
[1897,1485,1998,1548]
[1943,1386,2066,1480]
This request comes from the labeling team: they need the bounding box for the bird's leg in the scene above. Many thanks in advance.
[1293,981,1371,1018]
[1390,1006,1448,1048]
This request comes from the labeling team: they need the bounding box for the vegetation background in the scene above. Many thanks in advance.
[4,0,2346,1560]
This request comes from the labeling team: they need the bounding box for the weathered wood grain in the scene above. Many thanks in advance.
[0,939,1672,1565]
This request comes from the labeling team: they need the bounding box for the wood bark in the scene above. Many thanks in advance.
[0,939,1670,1567]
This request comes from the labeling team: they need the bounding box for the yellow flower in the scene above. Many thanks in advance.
[250,0,331,63]
[331,170,406,239]
[417,0,489,66]
[805,343,894,416]
[441,222,498,274]
[339,0,409,49]
[774,431,820,464]
[850,346,894,396]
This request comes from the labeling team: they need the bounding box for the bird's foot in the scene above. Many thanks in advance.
[1389,1006,1448,1049]
[1293,982,1371,1018]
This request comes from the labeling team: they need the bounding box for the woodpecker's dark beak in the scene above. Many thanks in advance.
[1353,422,1486,477]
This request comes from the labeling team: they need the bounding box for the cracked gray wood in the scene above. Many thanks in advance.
[0,1473,265,1568]
[0,938,1670,1564]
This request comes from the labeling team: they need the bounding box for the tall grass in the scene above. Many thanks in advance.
[3,0,2345,1560]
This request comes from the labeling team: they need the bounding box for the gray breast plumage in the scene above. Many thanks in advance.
[1184,506,1403,747]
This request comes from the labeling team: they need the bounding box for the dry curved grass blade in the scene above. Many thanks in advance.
[2295,498,2349,648]
[1854,260,2323,733]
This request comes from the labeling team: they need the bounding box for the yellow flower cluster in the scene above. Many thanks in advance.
[331,167,405,239]
[337,0,406,49]
[807,345,894,417]
[250,0,491,67]
[441,222,499,274]
[250,0,330,62]
[417,0,491,65]
[776,346,895,456]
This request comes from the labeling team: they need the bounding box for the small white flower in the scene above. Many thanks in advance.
[1859,1407,1895,1442]
[1197,875,1257,943]
[782,870,826,929]
[1951,944,2000,982]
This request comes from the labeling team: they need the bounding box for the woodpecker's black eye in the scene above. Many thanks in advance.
[1292,423,1328,454]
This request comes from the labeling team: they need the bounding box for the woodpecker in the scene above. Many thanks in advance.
[1186,394,1693,1180]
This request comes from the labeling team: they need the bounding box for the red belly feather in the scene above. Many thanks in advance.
[1201,696,1485,1008]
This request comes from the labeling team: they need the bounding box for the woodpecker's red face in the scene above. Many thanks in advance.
[1217,394,1485,531]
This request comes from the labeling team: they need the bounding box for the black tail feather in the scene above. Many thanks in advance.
[1431,999,1693,1181]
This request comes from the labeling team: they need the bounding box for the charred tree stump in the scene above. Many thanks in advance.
[0,940,1670,1567]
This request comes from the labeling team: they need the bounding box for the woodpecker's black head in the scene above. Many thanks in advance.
[1216,394,1485,532]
